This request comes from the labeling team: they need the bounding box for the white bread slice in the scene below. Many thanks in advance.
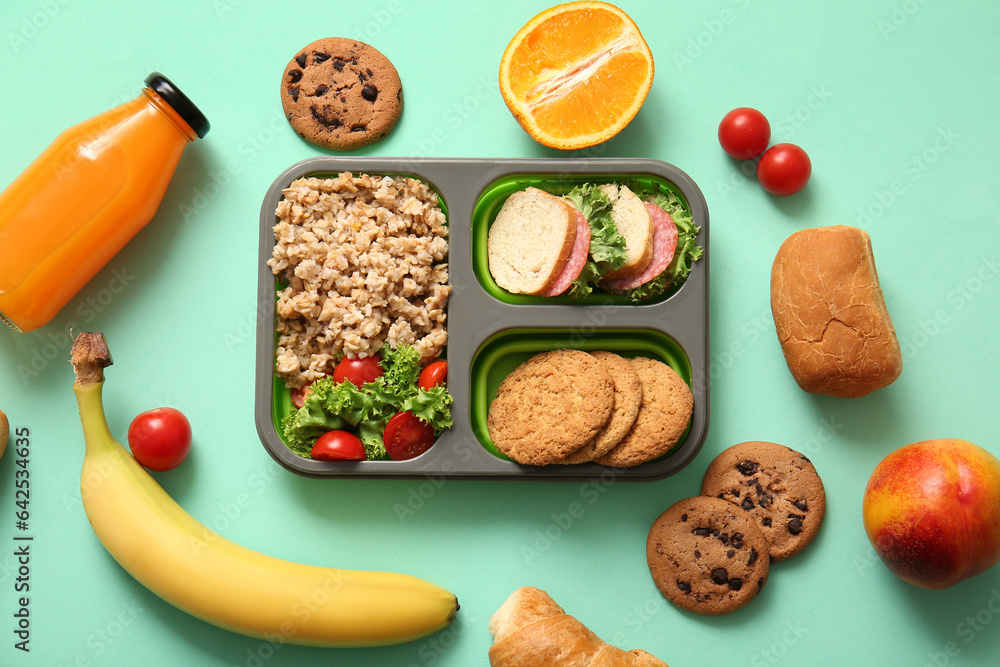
[488,187,577,295]
[599,183,654,281]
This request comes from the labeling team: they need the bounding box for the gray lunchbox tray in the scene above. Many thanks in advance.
[255,157,710,481]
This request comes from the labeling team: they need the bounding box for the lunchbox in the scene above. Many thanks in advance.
[255,157,710,481]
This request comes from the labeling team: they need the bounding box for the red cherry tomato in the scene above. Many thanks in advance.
[418,360,448,390]
[383,411,435,461]
[718,107,771,160]
[290,381,314,409]
[333,355,383,388]
[757,143,812,196]
[311,430,366,461]
[127,407,192,472]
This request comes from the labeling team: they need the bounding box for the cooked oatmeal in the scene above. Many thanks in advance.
[268,172,450,388]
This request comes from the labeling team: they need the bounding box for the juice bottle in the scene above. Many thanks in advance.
[0,72,209,333]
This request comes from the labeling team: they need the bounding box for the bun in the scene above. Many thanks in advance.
[488,587,668,666]
[770,225,902,397]
[488,187,577,295]
[598,184,654,281]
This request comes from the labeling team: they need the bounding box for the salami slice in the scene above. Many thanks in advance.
[541,210,592,297]
[603,202,678,291]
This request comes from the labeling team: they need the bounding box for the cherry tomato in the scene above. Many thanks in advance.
[718,107,771,160]
[418,360,448,390]
[127,407,192,472]
[290,381,314,409]
[333,355,383,388]
[310,430,366,461]
[757,143,812,196]
[383,411,435,461]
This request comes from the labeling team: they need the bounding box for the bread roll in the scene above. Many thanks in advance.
[770,225,901,398]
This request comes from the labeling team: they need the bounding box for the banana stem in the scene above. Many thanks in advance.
[71,332,118,458]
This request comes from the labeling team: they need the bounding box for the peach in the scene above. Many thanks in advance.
[863,439,1000,589]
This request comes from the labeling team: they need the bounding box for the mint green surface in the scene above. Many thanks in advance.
[1,1,999,665]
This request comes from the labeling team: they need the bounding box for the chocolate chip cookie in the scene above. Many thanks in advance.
[487,349,614,466]
[700,441,826,562]
[647,496,770,615]
[280,37,403,151]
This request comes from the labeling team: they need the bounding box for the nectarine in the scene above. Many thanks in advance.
[863,439,1000,589]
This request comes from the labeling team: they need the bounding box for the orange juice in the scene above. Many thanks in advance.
[0,73,209,333]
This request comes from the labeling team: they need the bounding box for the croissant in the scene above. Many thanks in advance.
[488,587,669,666]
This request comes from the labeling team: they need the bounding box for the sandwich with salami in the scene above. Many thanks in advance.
[487,182,701,302]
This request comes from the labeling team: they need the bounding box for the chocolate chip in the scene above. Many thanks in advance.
[358,70,367,82]
[731,489,741,497]
[788,518,803,535]
[717,493,726,500]
[288,69,302,83]
[755,482,764,496]
[340,94,347,103]
[731,533,744,549]
[801,455,812,463]
[333,59,346,71]
[313,84,329,96]
[692,527,709,537]
[350,124,367,132]
[310,105,342,128]
[741,497,755,511]
[711,568,729,585]
[759,493,773,509]
[758,577,765,589]
[762,517,772,527]
[747,548,758,565]
[366,68,373,77]
[694,550,701,559]
[313,52,330,64]
[726,549,735,558]
[288,86,300,102]
[362,84,378,102]
[788,513,805,520]
[680,514,688,522]
[728,578,743,591]
[793,499,809,511]
[295,53,307,68]
[677,580,691,593]
[737,461,759,475]
[718,532,730,545]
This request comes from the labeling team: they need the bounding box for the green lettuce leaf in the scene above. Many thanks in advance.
[280,344,453,460]
[562,184,627,298]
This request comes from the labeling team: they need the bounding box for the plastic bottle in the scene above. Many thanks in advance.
[0,72,209,333]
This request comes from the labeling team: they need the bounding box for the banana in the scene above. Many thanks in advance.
[70,332,458,647]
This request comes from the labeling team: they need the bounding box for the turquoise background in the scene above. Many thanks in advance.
[1,0,999,665]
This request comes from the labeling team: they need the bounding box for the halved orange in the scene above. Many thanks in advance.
[499,1,654,151]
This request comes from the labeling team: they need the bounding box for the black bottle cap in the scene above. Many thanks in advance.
[144,72,210,138]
